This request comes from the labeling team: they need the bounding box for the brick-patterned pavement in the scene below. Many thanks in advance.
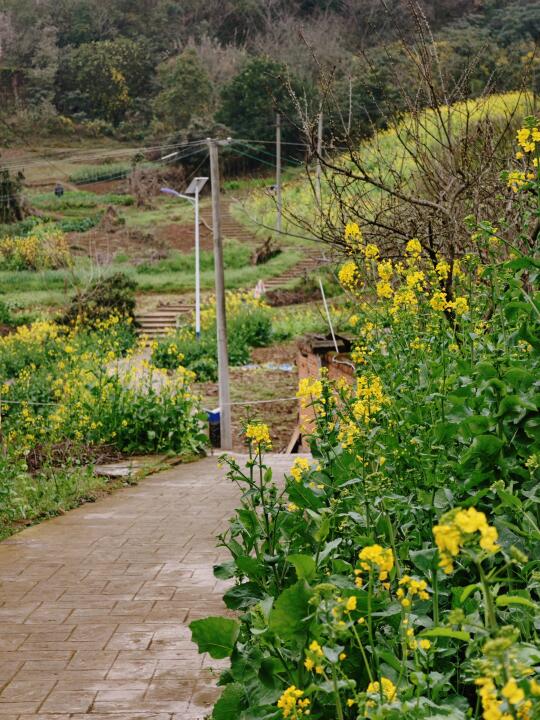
[0,455,293,719]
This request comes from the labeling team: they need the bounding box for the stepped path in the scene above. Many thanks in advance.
[0,454,294,719]
[135,197,323,337]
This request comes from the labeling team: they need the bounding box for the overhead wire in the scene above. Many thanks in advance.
[0,145,208,205]
[0,139,207,173]
[231,140,303,167]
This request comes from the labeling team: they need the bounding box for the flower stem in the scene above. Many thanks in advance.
[477,561,497,632]
[332,666,344,720]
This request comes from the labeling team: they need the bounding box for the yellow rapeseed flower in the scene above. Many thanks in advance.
[338,260,359,291]
[366,677,397,702]
[358,544,394,582]
[290,456,310,483]
[433,507,499,574]
[406,238,422,257]
[277,686,310,718]
[245,422,272,448]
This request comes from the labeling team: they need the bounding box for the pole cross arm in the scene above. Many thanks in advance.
[160,187,195,203]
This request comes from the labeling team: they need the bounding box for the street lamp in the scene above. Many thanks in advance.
[161,177,208,339]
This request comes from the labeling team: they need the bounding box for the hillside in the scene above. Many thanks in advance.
[0,1,539,152]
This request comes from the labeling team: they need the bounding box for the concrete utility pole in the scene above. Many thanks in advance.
[207,138,232,450]
[276,113,282,234]
[315,107,323,205]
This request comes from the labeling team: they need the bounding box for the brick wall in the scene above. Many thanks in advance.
[297,335,354,449]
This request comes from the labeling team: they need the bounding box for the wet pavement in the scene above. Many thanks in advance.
[0,454,294,719]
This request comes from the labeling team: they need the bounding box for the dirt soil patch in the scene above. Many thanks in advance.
[76,178,128,194]
[154,222,214,253]
[195,342,299,453]
[25,440,124,474]
[69,226,168,264]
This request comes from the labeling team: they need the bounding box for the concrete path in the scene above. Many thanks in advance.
[0,455,294,719]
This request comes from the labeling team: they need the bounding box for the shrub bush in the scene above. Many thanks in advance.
[0,315,206,456]
[0,226,72,270]
[60,272,137,327]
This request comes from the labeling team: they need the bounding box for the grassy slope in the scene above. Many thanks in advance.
[236,92,533,239]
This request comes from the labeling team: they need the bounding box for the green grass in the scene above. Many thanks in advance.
[0,245,302,310]
[269,301,341,340]
[0,464,123,541]
[136,241,251,274]
[68,161,158,184]
[121,197,201,228]
[31,190,134,210]
[133,248,301,293]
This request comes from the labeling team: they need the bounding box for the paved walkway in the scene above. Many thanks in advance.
[0,455,293,719]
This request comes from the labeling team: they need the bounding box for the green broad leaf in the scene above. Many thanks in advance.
[190,616,240,659]
[419,628,470,642]
[461,435,504,466]
[410,547,437,574]
[332,558,353,574]
[236,556,265,580]
[495,595,537,610]
[524,417,540,442]
[504,301,531,321]
[213,683,246,720]
[461,415,493,436]
[475,362,497,380]
[287,482,323,510]
[497,394,537,420]
[504,368,536,391]
[313,516,330,542]
[223,582,264,611]
[238,508,258,535]
[459,584,480,603]
[340,477,364,488]
[495,487,522,510]
[239,705,281,720]
[323,644,344,663]
[287,553,316,581]
[318,537,342,563]
[259,657,286,688]
[268,580,312,644]
[504,256,540,272]
[214,561,237,580]
[379,649,402,673]
[517,322,540,351]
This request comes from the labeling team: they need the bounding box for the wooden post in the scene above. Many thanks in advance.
[276,113,282,234]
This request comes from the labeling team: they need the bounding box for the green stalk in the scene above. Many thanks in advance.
[332,665,345,720]
[350,620,374,683]
[477,560,497,632]
[367,574,379,676]
[382,499,400,575]
[431,565,440,626]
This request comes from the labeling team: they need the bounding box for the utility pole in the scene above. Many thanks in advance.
[276,113,282,234]
[194,182,201,338]
[207,138,232,450]
[315,107,323,206]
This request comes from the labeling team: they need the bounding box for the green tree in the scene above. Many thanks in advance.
[56,38,154,124]
[216,57,304,145]
[153,50,213,130]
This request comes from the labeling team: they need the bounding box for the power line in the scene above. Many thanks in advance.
[232,140,303,167]
[0,146,207,205]
[0,139,207,173]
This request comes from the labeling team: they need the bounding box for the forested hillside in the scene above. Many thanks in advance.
[0,0,539,147]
